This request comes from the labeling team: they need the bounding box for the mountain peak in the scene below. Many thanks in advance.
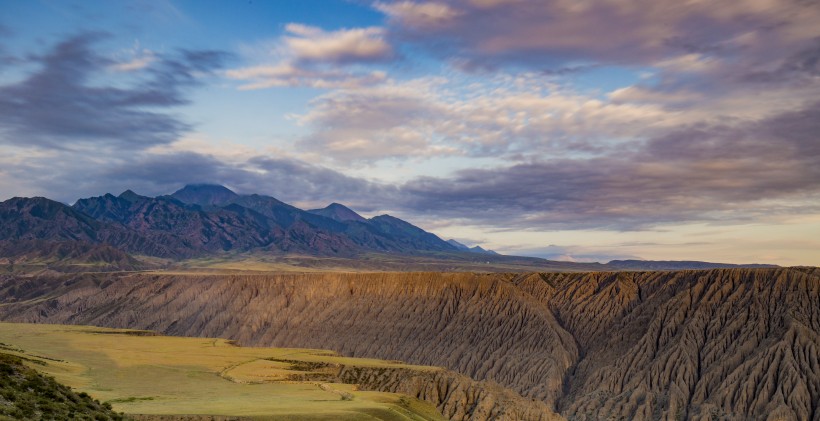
[447,239,471,251]
[171,184,238,207]
[308,202,367,223]
[118,190,146,202]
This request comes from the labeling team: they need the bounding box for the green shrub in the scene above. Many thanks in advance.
[0,351,129,420]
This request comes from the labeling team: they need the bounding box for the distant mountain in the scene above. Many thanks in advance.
[0,196,175,259]
[605,259,778,270]
[0,197,103,243]
[447,239,498,255]
[469,245,499,255]
[0,185,472,264]
[368,215,455,252]
[0,239,147,272]
[0,189,781,272]
[447,239,470,251]
[73,190,349,257]
[308,203,367,223]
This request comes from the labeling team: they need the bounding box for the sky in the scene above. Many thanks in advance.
[1,0,819,266]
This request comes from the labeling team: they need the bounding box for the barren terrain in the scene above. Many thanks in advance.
[1,268,817,420]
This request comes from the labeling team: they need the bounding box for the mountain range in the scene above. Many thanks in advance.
[0,184,501,268]
[0,184,776,272]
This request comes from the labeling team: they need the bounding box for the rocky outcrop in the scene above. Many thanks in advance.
[0,268,817,420]
[512,269,820,420]
[337,366,561,421]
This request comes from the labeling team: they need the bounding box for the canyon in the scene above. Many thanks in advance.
[1,268,817,420]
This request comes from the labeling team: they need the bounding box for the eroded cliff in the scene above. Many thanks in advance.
[0,268,817,420]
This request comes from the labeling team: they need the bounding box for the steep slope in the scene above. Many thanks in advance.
[73,193,278,256]
[0,272,578,407]
[1,197,105,243]
[368,215,457,252]
[0,197,174,259]
[0,269,816,420]
[338,366,560,421]
[512,269,820,420]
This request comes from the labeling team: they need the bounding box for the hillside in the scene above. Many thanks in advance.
[0,351,126,420]
[0,268,817,420]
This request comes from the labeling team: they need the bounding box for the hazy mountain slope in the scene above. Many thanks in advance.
[447,239,471,251]
[309,202,368,223]
[368,215,457,252]
[0,269,816,420]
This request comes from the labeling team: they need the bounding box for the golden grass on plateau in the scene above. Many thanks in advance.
[0,322,444,420]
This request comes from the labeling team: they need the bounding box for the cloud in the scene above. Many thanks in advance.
[375,0,820,69]
[397,101,820,229]
[296,78,453,161]
[374,1,463,28]
[3,100,818,229]
[285,24,394,65]
[226,24,394,90]
[0,33,227,151]
[110,41,156,72]
[295,74,694,163]
[226,64,387,90]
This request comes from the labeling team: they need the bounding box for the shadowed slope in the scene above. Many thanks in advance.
[513,269,820,420]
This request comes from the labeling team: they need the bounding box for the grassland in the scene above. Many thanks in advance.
[170,250,603,274]
[0,322,444,420]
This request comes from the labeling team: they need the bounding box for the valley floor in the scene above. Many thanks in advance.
[0,322,444,421]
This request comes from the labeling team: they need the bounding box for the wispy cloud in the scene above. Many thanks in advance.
[226,24,394,90]
[285,24,394,65]
[0,33,227,151]
[226,64,386,90]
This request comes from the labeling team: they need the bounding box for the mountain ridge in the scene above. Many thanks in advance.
[0,185,778,271]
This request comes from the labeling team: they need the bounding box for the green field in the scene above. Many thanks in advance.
[0,322,444,420]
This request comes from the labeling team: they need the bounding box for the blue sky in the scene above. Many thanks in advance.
[1,0,819,265]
